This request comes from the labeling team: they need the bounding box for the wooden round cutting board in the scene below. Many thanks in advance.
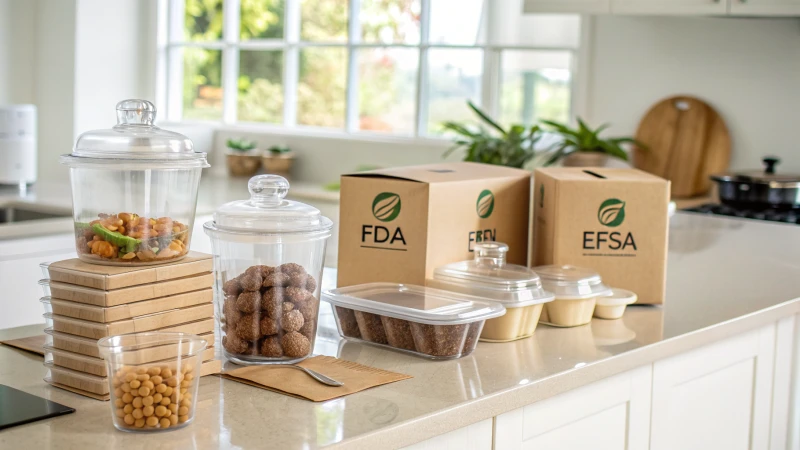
[632,96,731,198]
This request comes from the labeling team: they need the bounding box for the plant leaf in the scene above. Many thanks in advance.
[467,101,506,136]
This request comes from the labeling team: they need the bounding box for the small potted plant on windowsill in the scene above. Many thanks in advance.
[261,145,294,177]
[541,119,645,167]
[226,138,261,177]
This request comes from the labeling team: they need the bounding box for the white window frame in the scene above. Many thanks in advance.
[156,0,581,141]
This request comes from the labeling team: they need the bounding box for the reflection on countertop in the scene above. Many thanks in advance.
[0,214,799,449]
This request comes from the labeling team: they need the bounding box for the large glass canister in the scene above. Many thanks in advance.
[430,242,554,342]
[204,175,333,364]
[60,99,209,266]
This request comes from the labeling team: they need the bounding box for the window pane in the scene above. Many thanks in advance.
[500,50,571,126]
[429,0,485,45]
[238,51,283,124]
[182,48,223,120]
[301,0,348,42]
[426,48,483,135]
[184,0,223,41]
[360,0,421,45]
[358,48,418,134]
[240,0,285,40]
[297,47,347,128]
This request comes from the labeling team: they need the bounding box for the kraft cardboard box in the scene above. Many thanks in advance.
[532,168,670,304]
[337,162,531,287]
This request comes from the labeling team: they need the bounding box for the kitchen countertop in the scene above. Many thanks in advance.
[1,213,799,449]
[0,175,339,240]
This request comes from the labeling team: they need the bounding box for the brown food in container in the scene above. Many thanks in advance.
[353,311,388,344]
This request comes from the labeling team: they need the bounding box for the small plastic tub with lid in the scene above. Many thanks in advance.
[593,288,637,320]
[60,99,209,266]
[323,283,505,359]
[204,175,333,365]
[429,242,554,342]
[533,265,612,327]
[44,345,108,377]
[97,332,207,432]
[44,362,110,395]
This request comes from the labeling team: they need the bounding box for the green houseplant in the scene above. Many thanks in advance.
[442,101,544,169]
[261,145,295,177]
[225,138,261,177]
[541,119,643,167]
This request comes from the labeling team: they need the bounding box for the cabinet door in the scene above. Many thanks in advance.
[650,324,776,450]
[729,0,800,14]
[523,0,610,14]
[494,365,652,450]
[403,419,492,450]
[611,0,727,15]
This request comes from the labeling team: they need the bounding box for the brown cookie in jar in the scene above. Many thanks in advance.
[409,323,468,357]
[235,313,262,342]
[235,291,260,314]
[261,288,284,319]
[223,334,248,354]
[260,336,283,357]
[281,331,311,358]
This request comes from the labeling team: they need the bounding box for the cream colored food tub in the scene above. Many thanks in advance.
[533,265,612,327]
[594,288,637,320]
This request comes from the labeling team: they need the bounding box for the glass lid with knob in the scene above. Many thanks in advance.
[60,99,209,168]
[532,264,612,300]
[204,174,333,237]
[431,242,554,306]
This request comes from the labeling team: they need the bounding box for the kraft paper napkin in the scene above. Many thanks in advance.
[0,335,46,356]
[221,355,412,402]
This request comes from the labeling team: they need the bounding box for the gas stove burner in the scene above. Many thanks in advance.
[684,204,800,225]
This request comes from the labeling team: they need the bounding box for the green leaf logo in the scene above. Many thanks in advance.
[598,198,626,227]
[476,190,495,219]
[372,192,401,222]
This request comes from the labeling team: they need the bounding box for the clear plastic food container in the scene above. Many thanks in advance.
[45,362,109,395]
[323,283,505,359]
[533,265,612,327]
[593,288,637,320]
[45,345,108,376]
[204,175,333,365]
[429,242,554,342]
[40,290,213,323]
[98,333,207,432]
[60,99,209,266]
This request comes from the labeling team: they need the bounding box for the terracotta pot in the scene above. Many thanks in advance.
[262,153,294,176]
[226,151,261,177]
[562,152,610,167]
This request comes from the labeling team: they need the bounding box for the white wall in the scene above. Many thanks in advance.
[0,0,37,105]
[585,16,800,173]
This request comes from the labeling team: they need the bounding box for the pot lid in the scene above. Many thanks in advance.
[206,175,333,235]
[60,99,209,168]
[711,157,800,187]
[432,242,554,306]
[532,264,612,300]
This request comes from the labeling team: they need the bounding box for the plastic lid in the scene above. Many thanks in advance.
[322,283,506,325]
[204,174,333,236]
[432,242,554,306]
[532,265,612,300]
[596,288,637,306]
[60,99,209,168]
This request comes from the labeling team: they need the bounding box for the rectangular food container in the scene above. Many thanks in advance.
[323,283,505,360]
[40,252,213,290]
[43,303,214,339]
[39,289,212,323]
[45,362,110,395]
[44,345,217,377]
[44,321,215,358]
[38,272,214,307]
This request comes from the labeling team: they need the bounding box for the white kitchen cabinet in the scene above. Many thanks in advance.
[523,0,610,13]
[649,324,776,450]
[729,0,800,15]
[494,365,652,450]
[611,0,728,15]
[403,419,493,450]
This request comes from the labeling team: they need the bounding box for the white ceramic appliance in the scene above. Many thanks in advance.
[0,104,37,186]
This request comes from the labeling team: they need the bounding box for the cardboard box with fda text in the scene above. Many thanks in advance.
[532,168,670,304]
[337,162,530,287]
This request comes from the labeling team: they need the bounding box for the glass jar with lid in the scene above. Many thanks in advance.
[533,265,612,327]
[429,242,554,342]
[204,175,333,365]
[60,99,209,265]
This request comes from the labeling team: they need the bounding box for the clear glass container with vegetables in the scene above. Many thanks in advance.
[60,99,209,265]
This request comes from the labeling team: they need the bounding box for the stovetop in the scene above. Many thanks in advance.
[683,204,800,225]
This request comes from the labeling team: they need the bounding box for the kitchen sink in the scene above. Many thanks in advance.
[0,206,71,223]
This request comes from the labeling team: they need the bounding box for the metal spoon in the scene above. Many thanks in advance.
[287,365,343,387]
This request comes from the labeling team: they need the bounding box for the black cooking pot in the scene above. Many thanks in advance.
[711,157,800,209]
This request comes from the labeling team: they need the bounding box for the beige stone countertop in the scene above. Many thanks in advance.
[1,213,800,448]
[0,175,339,240]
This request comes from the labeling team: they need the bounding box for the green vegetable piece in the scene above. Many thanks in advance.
[91,224,141,254]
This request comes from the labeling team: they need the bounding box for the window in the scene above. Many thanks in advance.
[159,0,580,137]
